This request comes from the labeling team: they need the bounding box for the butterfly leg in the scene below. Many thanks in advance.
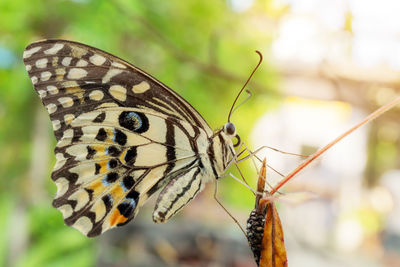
[236,142,261,174]
[231,142,281,193]
[152,167,204,223]
[212,178,247,238]
[222,142,255,191]
[237,144,308,164]
[235,142,287,178]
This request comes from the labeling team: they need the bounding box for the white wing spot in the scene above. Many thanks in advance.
[62,57,72,66]
[67,68,88,79]
[73,216,93,235]
[35,58,48,68]
[109,85,127,101]
[91,200,106,223]
[76,59,88,67]
[23,46,41,58]
[69,190,90,211]
[40,71,52,81]
[57,128,74,147]
[54,153,66,171]
[62,81,79,88]
[25,65,32,72]
[89,54,106,66]
[44,43,64,55]
[58,97,74,108]
[55,177,69,198]
[111,61,127,69]
[52,120,61,131]
[47,85,59,95]
[66,145,89,157]
[38,90,47,98]
[55,68,66,81]
[64,113,75,125]
[89,90,104,101]
[58,204,73,218]
[31,76,38,84]
[102,69,123,83]
[46,103,57,114]
[132,81,151,94]
[71,46,88,58]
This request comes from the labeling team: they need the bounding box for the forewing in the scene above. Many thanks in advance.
[23,39,211,236]
[23,39,212,139]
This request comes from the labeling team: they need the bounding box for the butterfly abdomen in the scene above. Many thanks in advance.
[152,167,203,223]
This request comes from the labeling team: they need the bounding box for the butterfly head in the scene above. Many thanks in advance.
[223,122,241,147]
[224,122,236,136]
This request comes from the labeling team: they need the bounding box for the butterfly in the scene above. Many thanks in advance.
[23,39,242,237]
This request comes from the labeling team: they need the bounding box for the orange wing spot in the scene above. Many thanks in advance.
[109,208,128,226]
[105,128,114,143]
[66,86,84,94]
[87,180,106,195]
[92,145,107,159]
[97,160,108,174]
[65,86,85,104]
[110,185,124,200]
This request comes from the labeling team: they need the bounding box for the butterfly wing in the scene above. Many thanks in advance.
[23,39,213,237]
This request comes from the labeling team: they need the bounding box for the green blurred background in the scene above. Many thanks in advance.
[1,0,399,266]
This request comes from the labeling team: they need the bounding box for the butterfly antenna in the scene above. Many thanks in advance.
[227,51,263,122]
[230,90,252,118]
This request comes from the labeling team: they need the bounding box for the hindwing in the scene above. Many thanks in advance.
[23,40,214,237]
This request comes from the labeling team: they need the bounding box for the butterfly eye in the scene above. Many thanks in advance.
[224,122,236,136]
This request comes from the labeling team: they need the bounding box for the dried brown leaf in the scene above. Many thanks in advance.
[247,158,288,267]
[259,201,287,267]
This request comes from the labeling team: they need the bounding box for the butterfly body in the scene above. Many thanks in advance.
[23,40,237,237]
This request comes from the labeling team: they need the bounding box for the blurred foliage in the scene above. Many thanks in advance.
[0,0,282,266]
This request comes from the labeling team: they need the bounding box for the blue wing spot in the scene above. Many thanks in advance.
[126,190,139,201]
[106,146,121,157]
[117,199,136,218]
[102,172,119,186]
[122,198,136,209]
[128,112,142,129]
[101,177,110,186]
[118,111,149,133]
[120,180,128,192]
